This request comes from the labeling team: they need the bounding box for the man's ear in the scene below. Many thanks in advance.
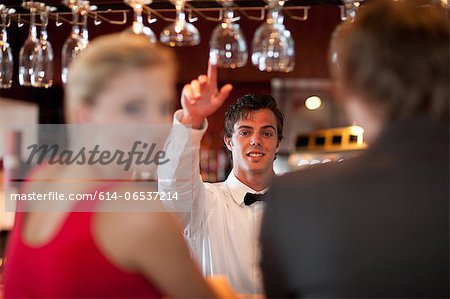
[275,138,283,154]
[223,135,233,151]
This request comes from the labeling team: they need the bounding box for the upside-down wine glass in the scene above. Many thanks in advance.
[19,2,44,86]
[341,0,358,22]
[61,0,89,84]
[0,5,14,89]
[251,0,295,72]
[124,0,156,42]
[80,4,90,44]
[209,0,248,68]
[160,0,200,47]
[31,7,54,88]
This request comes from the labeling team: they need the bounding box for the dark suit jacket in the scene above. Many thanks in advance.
[261,118,449,298]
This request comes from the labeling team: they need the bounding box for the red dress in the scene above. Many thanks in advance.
[3,186,162,298]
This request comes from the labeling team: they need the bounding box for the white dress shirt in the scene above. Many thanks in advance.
[158,110,266,294]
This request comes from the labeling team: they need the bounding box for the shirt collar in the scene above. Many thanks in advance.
[225,170,269,206]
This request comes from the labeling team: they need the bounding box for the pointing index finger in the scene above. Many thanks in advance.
[207,60,218,88]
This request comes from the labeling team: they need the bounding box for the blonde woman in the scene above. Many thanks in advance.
[3,34,217,298]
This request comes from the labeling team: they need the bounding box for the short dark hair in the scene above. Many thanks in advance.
[224,94,284,141]
[334,0,449,122]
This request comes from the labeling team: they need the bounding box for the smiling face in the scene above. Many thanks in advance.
[224,108,281,179]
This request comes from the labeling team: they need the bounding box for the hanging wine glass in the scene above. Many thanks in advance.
[61,0,89,84]
[80,4,91,44]
[31,7,55,88]
[251,0,295,72]
[124,0,156,42]
[19,2,45,86]
[160,0,200,47]
[209,0,247,68]
[340,0,358,22]
[0,6,14,89]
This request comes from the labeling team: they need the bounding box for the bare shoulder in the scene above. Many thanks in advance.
[24,164,63,192]
[95,182,180,235]
[93,182,182,271]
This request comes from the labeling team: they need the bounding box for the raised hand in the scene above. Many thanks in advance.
[181,62,233,129]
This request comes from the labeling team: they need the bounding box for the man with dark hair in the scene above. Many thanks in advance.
[159,64,284,294]
[224,94,284,143]
[261,0,449,297]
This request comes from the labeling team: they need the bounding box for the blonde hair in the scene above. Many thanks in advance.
[65,33,176,123]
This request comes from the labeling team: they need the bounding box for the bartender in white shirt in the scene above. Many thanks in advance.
[158,63,284,294]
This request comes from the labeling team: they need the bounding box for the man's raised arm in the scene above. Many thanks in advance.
[157,63,232,230]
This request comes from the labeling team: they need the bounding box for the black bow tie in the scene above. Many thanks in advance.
[244,192,265,206]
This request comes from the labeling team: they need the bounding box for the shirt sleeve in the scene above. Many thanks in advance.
[157,109,209,235]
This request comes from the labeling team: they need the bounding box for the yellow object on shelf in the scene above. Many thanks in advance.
[295,125,367,152]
